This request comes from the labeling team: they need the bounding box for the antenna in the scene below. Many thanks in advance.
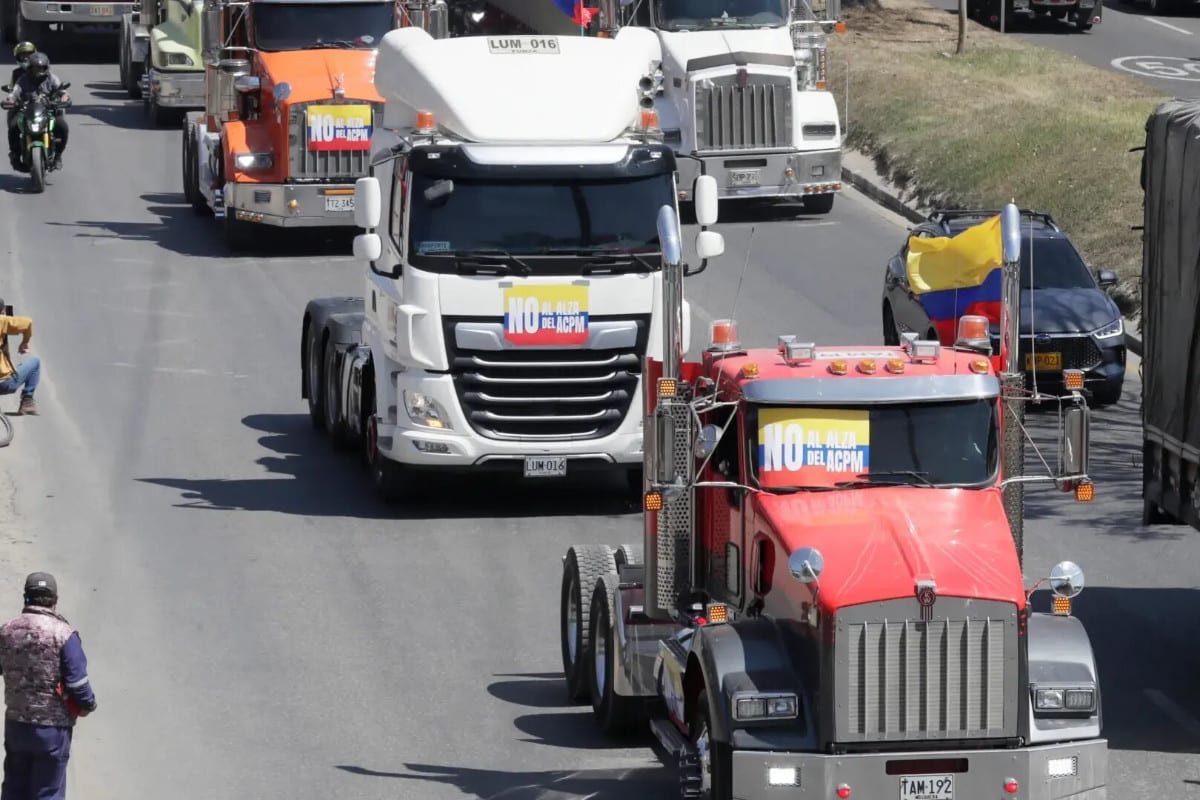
[723,225,757,350]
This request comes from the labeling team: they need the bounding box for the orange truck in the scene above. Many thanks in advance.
[180,0,450,249]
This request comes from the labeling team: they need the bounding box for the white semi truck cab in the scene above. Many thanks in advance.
[301,27,726,501]
[592,0,845,215]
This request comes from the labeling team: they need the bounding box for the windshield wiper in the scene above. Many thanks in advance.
[308,39,357,49]
[541,248,657,275]
[834,470,937,489]
[455,248,532,276]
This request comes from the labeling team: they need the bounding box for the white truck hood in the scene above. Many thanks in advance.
[657,27,794,75]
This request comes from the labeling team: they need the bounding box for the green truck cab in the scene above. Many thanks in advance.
[119,0,204,125]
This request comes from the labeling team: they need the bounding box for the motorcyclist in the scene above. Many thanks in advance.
[3,52,69,171]
[10,42,35,87]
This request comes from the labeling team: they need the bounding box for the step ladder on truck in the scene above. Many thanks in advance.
[300,28,727,502]
[560,202,1110,799]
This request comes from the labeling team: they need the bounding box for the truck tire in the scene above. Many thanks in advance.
[882,302,900,346]
[364,411,420,504]
[560,544,616,703]
[588,573,643,736]
[1143,498,1178,525]
[614,542,643,569]
[322,340,350,448]
[1,0,15,44]
[689,693,733,800]
[306,328,326,430]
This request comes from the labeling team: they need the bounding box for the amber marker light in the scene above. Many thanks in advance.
[828,359,848,375]
[1074,481,1094,502]
[856,359,877,374]
[644,492,663,511]
[885,358,905,374]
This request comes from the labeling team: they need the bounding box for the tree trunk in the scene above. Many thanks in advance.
[956,0,967,54]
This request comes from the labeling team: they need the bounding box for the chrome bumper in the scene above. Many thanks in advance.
[224,181,358,228]
[730,738,1106,800]
[675,148,842,201]
[20,0,131,22]
[148,68,204,108]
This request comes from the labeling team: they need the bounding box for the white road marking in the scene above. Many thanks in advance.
[1144,688,1200,738]
[1111,54,1200,81]
[110,362,250,378]
[1143,16,1193,35]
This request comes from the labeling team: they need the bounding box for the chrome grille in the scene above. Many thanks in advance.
[835,598,1018,743]
[694,74,792,152]
[287,101,384,180]
[444,317,648,441]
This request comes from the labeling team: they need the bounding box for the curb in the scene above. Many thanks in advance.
[840,160,1144,359]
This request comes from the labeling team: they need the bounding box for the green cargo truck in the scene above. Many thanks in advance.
[119,0,203,125]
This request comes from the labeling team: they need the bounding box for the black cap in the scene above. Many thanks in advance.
[23,572,56,596]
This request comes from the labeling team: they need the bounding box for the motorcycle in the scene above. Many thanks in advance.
[0,81,71,193]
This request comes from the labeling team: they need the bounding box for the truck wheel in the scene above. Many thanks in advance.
[1143,498,1178,525]
[882,303,900,346]
[322,341,350,448]
[588,573,643,735]
[364,413,419,503]
[689,694,733,800]
[803,193,835,214]
[1,0,15,44]
[614,542,643,569]
[560,544,616,703]
[306,330,326,430]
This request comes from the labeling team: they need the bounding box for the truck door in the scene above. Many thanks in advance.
[702,405,747,605]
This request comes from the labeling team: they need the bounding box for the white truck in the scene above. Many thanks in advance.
[584,0,845,215]
[300,28,726,501]
[2,0,132,46]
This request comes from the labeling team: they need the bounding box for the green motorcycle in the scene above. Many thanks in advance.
[1,81,70,193]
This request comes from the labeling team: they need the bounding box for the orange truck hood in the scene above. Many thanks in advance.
[255,49,382,104]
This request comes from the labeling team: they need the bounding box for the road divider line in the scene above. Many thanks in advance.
[1143,16,1193,35]
[1144,688,1200,737]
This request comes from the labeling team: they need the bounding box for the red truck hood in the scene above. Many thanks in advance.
[756,487,1026,612]
[256,50,382,104]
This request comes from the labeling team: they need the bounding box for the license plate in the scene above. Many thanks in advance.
[90,4,113,14]
[324,195,354,212]
[524,457,567,478]
[1025,351,1062,370]
[728,169,761,187]
[898,774,953,800]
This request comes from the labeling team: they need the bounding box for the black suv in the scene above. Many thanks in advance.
[882,209,1127,405]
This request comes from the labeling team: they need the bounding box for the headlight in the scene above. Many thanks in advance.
[165,52,195,66]
[1033,686,1096,713]
[404,390,450,430]
[234,153,273,171]
[1092,318,1123,339]
[732,691,798,721]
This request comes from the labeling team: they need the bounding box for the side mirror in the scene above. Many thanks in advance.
[1048,560,1085,598]
[694,174,719,226]
[1060,405,1089,477]
[233,75,261,94]
[1096,268,1118,288]
[695,423,721,460]
[354,176,382,229]
[656,204,682,266]
[695,230,724,260]
[353,233,381,262]
[788,547,824,584]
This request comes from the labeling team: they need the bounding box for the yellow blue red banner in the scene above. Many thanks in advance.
[503,285,589,346]
[757,408,870,488]
[905,215,1005,343]
[305,104,372,152]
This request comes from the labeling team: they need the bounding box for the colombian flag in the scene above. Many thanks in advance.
[905,215,1005,345]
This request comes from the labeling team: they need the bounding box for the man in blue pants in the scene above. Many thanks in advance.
[0,573,96,799]
[0,299,39,416]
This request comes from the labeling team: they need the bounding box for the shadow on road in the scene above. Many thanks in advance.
[334,762,674,799]
[83,80,134,102]
[138,413,641,519]
[941,6,1095,34]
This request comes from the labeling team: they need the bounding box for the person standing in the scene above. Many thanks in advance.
[0,573,96,799]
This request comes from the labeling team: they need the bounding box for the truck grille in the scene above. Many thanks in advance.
[287,101,384,181]
[694,74,792,152]
[444,316,648,441]
[834,598,1018,743]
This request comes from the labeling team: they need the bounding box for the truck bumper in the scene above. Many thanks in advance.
[379,372,643,472]
[730,738,1107,800]
[149,68,204,108]
[20,0,131,23]
[675,148,842,201]
[224,181,357,228]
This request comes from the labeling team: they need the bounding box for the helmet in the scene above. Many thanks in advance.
[12,42,35,62]
[26,52,48,80]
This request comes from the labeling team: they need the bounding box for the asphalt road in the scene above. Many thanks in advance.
[0,48,1193,799]
[931,0,1200,94]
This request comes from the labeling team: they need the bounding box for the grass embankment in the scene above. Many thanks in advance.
[826,0,1164,317]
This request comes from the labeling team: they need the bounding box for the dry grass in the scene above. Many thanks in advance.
[826,0,1163,313]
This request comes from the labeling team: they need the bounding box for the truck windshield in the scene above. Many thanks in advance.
[746,399,998,491]
[251,2,393,51]
[653,0,788,30]
[406,172,675,275]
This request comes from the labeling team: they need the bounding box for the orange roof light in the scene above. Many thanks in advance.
[415,110,435,132]
[640,108,660,130]
[828,359,848,375]
[955,314,991,350]
[969,358,991,374]
[857,359,877,375]
[885,358,905,374]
